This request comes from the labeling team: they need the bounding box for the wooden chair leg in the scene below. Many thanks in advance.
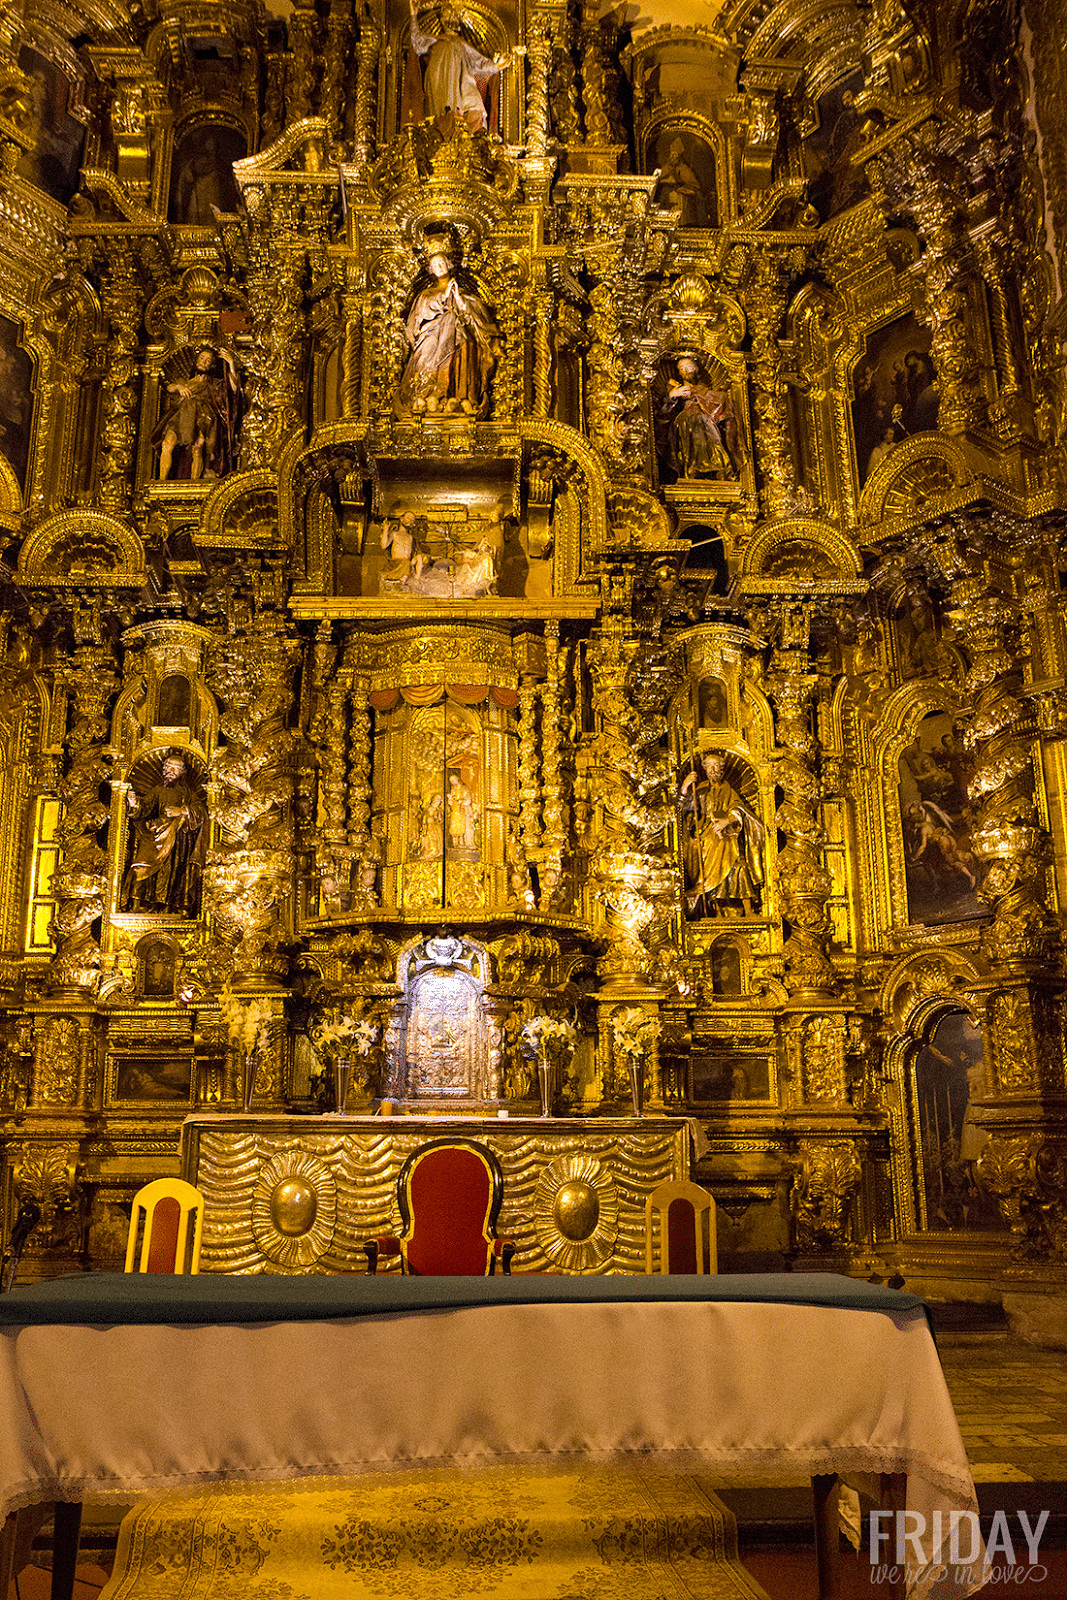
[812,1473,841,1600]
[50,1501,82,1600]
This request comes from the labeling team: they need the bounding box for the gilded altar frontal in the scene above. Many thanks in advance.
[2,0,1067,1332]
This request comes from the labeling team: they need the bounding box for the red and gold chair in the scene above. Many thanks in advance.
[125,1177,204,1275]
[645,1179,717,1275]
[363,1138,515,1275]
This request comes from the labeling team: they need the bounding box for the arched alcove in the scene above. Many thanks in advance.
[909,1009,1002,1233]
[390,932,494,1103]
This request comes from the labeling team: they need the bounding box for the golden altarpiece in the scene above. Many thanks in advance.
[1,0,1067,1334]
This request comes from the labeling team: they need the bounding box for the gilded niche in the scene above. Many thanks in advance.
[395,235,501,420]
[676,752,764,921]
[898,712,982,927]
[121,749,208,919]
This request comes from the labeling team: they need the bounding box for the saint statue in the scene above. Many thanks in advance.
[664,356,742,480]
[380,511,430,588]
[447,772,479,850]
[408,0,517,130]
[122,753,208,917]
[170,129,243,223]
[154,346,243,481]
[655,138,710,227]
[678,753,764,918]
[396,247,501,417]
[415,790,444,856]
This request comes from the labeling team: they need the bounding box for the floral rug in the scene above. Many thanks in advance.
[99,1466,772,1600]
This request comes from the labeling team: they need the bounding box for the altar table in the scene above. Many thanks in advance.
[0,1274,981,1599]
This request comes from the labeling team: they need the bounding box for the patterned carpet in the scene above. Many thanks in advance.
[97,1467,772,1600]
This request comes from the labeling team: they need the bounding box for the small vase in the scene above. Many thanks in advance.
[242,1050,258,1112]
[331,1056,354,1117]
[538,1053,559,1117]
[627,1053,644,1117]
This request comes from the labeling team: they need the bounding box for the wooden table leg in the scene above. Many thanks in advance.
[0,1511,18,1595]
[50,1501,82,1600]
[879,1472,908,1600]
[812,1473,841,1600]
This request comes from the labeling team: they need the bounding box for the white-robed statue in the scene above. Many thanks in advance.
[408,1,519,130]
[396,246,501,416]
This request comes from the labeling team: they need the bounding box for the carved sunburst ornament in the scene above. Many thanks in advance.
[534,1153,618,1272]
[252,1149,337,1269]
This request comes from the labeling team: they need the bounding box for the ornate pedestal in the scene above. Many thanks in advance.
[181,1114,690,1275]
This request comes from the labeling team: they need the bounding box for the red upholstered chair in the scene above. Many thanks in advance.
[363,1138,515,1275]
[125,1177,204,1274]
[645,1179,717,1275]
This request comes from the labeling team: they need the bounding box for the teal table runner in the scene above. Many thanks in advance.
[0,1270,927,1325]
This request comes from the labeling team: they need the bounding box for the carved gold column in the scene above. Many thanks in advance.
[238,137,333,468]
[539,621,566,905]
[586,256,624,473]
[340,259,363,419]
[347,672,379,909]
[526,21,552,159]
[321,675,350,838]
[942,529,1059,967]
[515,635,545,860]
[352,19,379,166]
[288,0,320,121]
[239,190,276,470]
[48,649,118,994]
[765,610,835,997]
[579,2,610,147]
[747,252,801,522]
[977,231,1025,409]
[318,676,353,915]
[874,127,981,433]
[97,242,141,515]
[549,20,581,146]
[532,287,554,421]
[586,608,678,988]
[320,0,353,142]
[205,623,301,988]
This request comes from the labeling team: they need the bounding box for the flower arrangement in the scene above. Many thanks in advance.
[521,1013,579,1117]
[350,1018,379,1056]
[218,985,275,1110]
[314,1012,358,1052]
[612,1007,660,1059]
[218,986,274,1054]
[311,1009,379,1057]
[521,1014,578,1059]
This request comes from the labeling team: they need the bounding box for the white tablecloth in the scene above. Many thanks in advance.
[0,1299,980,1594]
